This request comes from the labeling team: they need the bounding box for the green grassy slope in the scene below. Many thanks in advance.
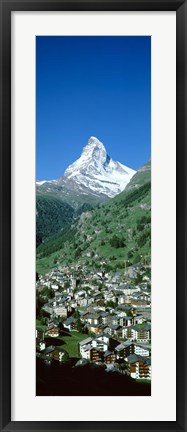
[37,183,108,210]
[36,161,151,274]
[125,160,151,191]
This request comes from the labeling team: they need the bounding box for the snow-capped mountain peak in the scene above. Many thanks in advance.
[82,136,106,158]
[36,136,136,201]
[64,136,108,179]
[63,136,136,198]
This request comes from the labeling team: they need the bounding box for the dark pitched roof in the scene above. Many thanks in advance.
[115,341,132,351]
[107,324,120,330]
[43,346,55,354]
[127,354,151,365]
[64,317,76,325]
[117,305,132,310]
[128,323,151,332]
[104,350,114,357]
[134,343,151,352]
[79,337,93,346]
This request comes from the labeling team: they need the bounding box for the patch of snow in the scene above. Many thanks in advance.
[36,179,57,186]
[36,180,47,186]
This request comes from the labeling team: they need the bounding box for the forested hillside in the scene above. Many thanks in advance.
[36,195,74,247]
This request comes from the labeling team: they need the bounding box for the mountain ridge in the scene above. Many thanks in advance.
[36,136,136,208]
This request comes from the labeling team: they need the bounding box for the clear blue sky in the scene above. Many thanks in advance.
[36,36,151,180]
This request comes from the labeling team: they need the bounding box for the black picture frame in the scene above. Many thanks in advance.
[0,0,186,431]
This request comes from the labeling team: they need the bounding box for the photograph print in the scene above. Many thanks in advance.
[36,36,151,396]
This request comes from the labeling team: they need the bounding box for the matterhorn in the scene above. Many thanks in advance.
[36,136,136,206]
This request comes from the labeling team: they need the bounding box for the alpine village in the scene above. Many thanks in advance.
[36,137,151,396]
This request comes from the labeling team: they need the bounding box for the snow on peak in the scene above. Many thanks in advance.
[80,136,108,167]
[86,136,105,149]
[63,136,136,198]
[36,180,47,186]
[36,179,58,188]
[88,135,102,143]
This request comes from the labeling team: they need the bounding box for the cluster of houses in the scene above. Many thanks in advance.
[36,263,151,380]
[79,335,151,379]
